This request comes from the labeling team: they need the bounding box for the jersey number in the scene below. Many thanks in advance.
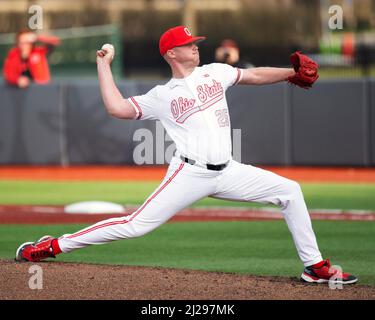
[215,109,229,127]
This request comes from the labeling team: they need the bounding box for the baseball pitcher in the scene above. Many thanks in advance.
[16,26,357,285]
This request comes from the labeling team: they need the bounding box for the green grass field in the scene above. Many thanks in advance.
[0,180,374,285]
[1,221,374,285]
[1,180,375,210]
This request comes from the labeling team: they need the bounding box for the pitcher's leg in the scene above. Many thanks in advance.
[58,160,215,253]
[213,161,322,267]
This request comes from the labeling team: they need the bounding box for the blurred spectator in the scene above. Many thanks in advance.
[2,30,60,88]
[215,39,253,68]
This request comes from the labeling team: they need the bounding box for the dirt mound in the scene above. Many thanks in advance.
[1,205,374,225]
[0,260,374,300]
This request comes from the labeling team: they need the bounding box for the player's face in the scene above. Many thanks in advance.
[17,33,36,58]
[171,42,200,66]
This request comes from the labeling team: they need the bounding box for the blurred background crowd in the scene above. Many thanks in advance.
[0,0,374,82]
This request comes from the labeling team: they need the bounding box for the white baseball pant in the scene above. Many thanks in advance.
[58,156,323,267]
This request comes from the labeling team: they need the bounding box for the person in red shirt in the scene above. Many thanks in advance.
[215,39,253,69]
[3,30,60,88]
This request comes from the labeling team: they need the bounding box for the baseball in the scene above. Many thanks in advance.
[101,43,115,59]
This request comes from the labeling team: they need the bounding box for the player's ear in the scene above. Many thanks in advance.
[166,49,176,59]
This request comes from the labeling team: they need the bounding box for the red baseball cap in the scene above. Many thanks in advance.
[159,26,206,56]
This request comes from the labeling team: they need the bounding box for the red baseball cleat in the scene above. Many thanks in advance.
[15,235,61,262]
[301,259,358,284]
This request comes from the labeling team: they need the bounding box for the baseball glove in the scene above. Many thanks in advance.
[287,51,319,89]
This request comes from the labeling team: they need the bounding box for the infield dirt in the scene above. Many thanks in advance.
[1,259,374,300]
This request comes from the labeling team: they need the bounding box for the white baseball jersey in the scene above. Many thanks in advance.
[128,63,243,165]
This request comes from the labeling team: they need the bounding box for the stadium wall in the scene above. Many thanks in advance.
[0,79,374,166]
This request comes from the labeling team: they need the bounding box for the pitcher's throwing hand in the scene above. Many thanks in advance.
[96,43,115,63]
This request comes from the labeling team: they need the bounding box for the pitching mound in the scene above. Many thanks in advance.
[0,260,374,300]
